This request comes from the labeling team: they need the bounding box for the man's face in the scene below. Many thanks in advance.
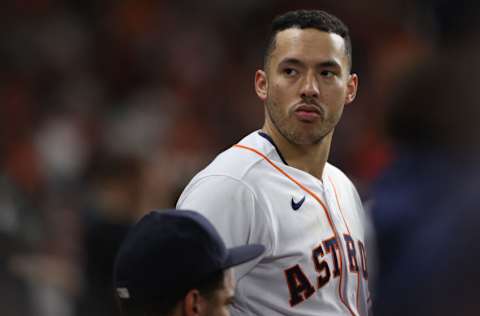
[202,269,235,316]
[256,28,358,145]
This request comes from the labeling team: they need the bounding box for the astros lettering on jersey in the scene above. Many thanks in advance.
[177,131,371,316]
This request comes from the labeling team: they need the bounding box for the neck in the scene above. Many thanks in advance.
[262,124,332,180]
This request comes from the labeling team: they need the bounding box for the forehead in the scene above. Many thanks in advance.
[270,28,348,68]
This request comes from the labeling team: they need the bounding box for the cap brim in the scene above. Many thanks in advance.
[223,244,265,269]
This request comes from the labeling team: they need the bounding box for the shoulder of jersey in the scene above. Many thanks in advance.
[325,161,356,189]
[192,131,276,182]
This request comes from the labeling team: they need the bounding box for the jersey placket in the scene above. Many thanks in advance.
[321,178,358,316]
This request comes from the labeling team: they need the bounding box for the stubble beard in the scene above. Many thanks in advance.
[265,98,335,146]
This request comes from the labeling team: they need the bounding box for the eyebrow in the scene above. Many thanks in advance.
[278,58,341,69]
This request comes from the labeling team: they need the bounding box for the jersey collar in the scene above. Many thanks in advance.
[257,131,289,165]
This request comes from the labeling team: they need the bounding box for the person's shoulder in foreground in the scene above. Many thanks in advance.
[178,9,372,316]
[113,209,265,316]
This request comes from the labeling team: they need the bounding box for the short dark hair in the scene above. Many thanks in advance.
[264,10,352,70]
[118,270,225,316]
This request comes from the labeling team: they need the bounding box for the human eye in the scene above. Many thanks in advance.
[283,68,298,77]
[320,70,336,78]
[225,297,235,306]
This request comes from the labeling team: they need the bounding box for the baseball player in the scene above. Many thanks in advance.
[113,209,265,316]
[177,10,371,316]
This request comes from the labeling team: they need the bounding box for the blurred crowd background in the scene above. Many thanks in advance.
[1,0,479,315]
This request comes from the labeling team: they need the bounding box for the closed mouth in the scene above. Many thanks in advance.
[295,102,322,114]
[293,103,324,121]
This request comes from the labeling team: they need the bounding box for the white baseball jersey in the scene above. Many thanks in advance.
[177,131,371,316]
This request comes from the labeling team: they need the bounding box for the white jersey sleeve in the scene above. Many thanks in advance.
[177,175,273,279]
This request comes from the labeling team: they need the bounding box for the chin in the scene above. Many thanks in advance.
[289,126,333,145]
[286,132,322,145]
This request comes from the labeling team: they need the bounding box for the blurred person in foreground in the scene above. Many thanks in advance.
[372,52,480,315]
[177,10,372,315]
[113,210,265,316]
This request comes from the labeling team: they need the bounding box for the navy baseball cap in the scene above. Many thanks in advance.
[113,209,265,303]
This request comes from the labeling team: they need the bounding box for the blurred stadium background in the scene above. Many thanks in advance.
[0,0,478,315]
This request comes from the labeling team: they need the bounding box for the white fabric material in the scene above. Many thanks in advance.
[177,131,371,316]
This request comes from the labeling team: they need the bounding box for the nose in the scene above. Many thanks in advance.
[300,71,319,99]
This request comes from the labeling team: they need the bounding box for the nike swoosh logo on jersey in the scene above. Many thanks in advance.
[291,196,306,211]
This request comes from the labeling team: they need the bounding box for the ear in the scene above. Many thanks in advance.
[183,289,206,316]
[345,73,358,105]
[255,70,268,101]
